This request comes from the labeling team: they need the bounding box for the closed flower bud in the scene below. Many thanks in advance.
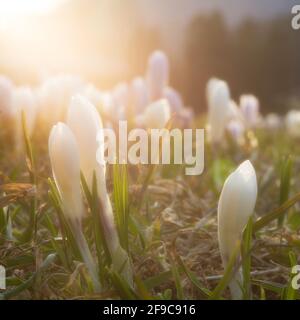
[67,94,104,189]
[131,77,149,114]
[218,160,257,299]
[146,50,169,101]
[67,95,132,284]
[264,113,281,130]
[163,86,183,113]
[285,110,300,138]
[49,122,100,291]
[207,79,231,143]
[37,74,83,128]
[143,99,171,129]
[49,122,84,221]
[240,94,260,128]
[227,120,245,144]
[112,82,129,109]
[12,87,37,152]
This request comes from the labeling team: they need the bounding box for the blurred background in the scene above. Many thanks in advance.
[0,0,299,114]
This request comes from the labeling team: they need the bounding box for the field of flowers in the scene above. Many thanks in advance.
[0,51,299,300]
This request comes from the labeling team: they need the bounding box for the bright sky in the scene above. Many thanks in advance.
[0,0,69,16]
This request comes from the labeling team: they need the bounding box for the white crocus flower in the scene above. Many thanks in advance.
[218,160,257,299]
[131,77,149,114]
[163,86,183,113]
[227,120,245,144]
[49,122,100,291]
[207,79,231,143]
[143,99,171,129]
[12,87,37,152]
[285,110,300,138]
[112,82,129,109]
[67,95,132,285]
[146,50,169,101]
[81,83,103,113]
[264,113,281,130]
[240,95,260,128]
[37,74,83,128]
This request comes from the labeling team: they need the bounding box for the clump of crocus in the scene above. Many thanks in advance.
[218,160,257,299]
[146,50,169,101]
[285,110,300,138]
[240,94,260,129]
[142,99,171,129]
[67,95,133,285]
[49,122,101,291]
[206,78,231,143]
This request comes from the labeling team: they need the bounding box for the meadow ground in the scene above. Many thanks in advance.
[0,119,299,300]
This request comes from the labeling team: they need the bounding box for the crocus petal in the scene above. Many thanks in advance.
[218,160,257,299]
[146,50,169,101]
[130,77,149,114]
[285,110,300,138]
[207,79,231,143]
[143,99,171,129]
[49,122,84,221]
[67,94,104,189]
[240,94,260,128]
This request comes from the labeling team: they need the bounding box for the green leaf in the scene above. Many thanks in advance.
[278,156,292,226]
[113,164,130,251]
[210,240,241,300]
[170,257,184,300]
[241,216,253,299]
[253,192,300,233]
[176,255,211,298]
[0,253,57,300]
[284,251,298,300]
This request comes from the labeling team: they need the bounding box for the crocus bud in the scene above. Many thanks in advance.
[176,107,194,128]
[12,87,37,153]
[285,110,300,138]
[49,122,100,291]
[227,100,242,122]
[13,87,37,135]
[67,95,104,189]
[0,76,13,118]
[37,74,83,128]
[163,86,183,113]
[143,99,171,129]
[207,79,231,143]
[218,160,257,299]
[264,113,281,130]
[240,94,260,128]
[67,95,132,284]
[82,83,103,112]
[112,82,129,109]
[146,50,169,101]
[49,122,84,221]
[206,77,221,107]
[227,120,245,144]
[130,77,149,113]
